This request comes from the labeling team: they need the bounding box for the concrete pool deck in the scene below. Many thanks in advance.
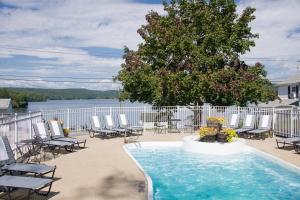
[11,132,300,199]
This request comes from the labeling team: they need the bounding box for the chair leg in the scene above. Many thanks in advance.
[51,166,57,178]
[276,141,285,149]
[88,130,95,138]
[35,182,53,196]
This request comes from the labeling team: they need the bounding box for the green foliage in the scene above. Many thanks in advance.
[207,117,225,125]
[117,0,276,106]
[199,127,217,137]
[222,128,238,142]
[0,88,119,109]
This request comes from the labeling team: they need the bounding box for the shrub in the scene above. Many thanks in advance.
[207,117,225,125]
[222,128,238,142]
[199,127,218,138]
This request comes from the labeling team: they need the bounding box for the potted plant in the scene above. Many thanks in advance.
[199,127,217,142]
[207,117,224,131]
[63,128,70,137]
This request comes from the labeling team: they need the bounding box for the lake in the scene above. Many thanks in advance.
[28,99,147,112]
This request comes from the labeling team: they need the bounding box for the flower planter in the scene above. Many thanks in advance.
[200,134,217,142]
[217,133,227,143]
[207,121,222,131]
[63,128,70,137]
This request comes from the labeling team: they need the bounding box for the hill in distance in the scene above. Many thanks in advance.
[9,88,119,100]
[0,87,119,108]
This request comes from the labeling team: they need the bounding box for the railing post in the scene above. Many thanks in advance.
[67,108,70,129]
[143,106,146,132]
[291,108,294,137]
[109,107,112,116]
[94,107,97,116]
[29,111,32,139]
[208,104,211,117]
[14,113,18,147]
[272,107,275,137]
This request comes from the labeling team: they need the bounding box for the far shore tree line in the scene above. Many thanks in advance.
[0,88,119,109]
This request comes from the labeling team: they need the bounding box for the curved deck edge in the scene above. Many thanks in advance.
[123,144,154,200]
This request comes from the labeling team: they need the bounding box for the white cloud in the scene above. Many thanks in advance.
[0,0,164,89]
[0,0,163,49]
[238,0,300,80]
[0,0,299,90]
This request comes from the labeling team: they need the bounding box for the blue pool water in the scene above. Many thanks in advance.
[127,144,300,200]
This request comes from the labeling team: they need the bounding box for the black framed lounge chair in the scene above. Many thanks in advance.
[276,137,300,149]
[0,170,54,200]
[48,120,86,148]
[118,114,143,136]
[294,142,300,153]
[234,114,255,135]
[0,136,56,178]
[247,115,272,138]
[33,122,75,153]
[89,116,117,138]
[104,115,128,136]
[224,114,239,129]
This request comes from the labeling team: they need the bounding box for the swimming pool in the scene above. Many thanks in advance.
[125,142,300,200]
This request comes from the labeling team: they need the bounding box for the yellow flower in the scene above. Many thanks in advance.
[221,128,238,142]
[199,127,217,137]
[207,117,225,125]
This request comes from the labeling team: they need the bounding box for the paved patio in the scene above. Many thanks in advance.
[8,132,300,200]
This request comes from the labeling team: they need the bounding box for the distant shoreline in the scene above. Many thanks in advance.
[0,87,119,109]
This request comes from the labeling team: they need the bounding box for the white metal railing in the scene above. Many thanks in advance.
[1,105,300,149]
[0,112,42,149]
[40,105,299,137]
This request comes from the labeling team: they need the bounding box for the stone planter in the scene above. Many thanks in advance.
[200,134,217,142]
[207,121,222,132]
[217,133,227,143]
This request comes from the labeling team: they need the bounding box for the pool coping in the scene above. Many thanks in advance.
[124,141,300,200]
[123,144,154,200]
[247,146,300,174]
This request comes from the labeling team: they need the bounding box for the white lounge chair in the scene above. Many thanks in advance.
[119,114,143,136]
[48,120,86,148]
[248,115,272,138]
[89,116,117,138]
[234,114,255,135]
[224,114,239,129]
[33,122,75,153]
[105,115,127,136]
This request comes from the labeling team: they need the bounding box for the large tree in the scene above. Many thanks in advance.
[116,0,276,106]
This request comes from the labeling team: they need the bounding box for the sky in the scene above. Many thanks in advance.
[0,0,299,90]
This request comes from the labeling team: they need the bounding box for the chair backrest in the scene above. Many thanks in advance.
[33,122,49,140]
[0,136,16,166]
[91,116,101,129]
[242,114,255,129]
[105,115,114,129]
[228,114,239,128]
[119,114,128,128]
[258,115,272,130]
[49,120,64,138]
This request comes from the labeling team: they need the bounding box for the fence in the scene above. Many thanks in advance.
[1,105,300,150]
[40,105,300,137]
[0,112,42,149]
